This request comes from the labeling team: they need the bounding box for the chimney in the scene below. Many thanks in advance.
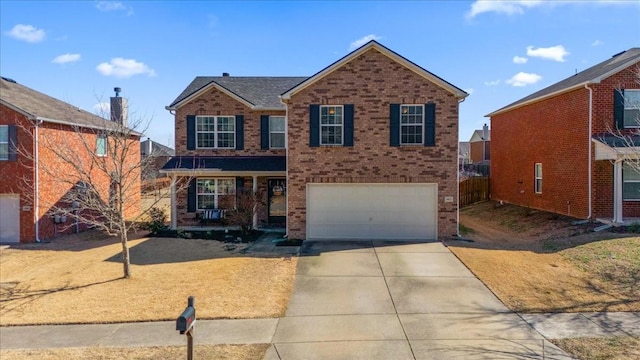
[110,87,128,127]
[482,123,489,141]
[146,138,153,156]
[222,72,230,77]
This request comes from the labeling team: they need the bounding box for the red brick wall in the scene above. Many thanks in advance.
[490,87,591,218]
[470,140,490,163]
[285,48,460,239]
[0,104,141,242]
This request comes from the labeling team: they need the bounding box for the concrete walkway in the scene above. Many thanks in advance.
[2,240,639,359]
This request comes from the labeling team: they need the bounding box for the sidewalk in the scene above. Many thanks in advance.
[1,312,638,350]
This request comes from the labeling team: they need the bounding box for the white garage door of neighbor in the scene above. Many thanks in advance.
[0,195,21,243]
[306,183,437,240]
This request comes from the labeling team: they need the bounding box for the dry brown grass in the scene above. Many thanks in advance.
[0,231,297,325]
[551,337,640,360]
[0,344,269,360]
[449,202,640,313]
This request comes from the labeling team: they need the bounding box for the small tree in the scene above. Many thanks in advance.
[221,188,264,234]
[607,66,640,172]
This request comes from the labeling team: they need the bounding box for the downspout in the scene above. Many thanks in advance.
[34,118,43,242]
[456,96,467,237]
[584,83,593,219]
[283,97,289,238]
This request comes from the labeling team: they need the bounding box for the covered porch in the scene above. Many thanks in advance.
[160,156,286,230]
[593,135,640,223]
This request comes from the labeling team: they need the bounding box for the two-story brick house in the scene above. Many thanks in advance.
[163,41,467,240]
[0,77,141,243]
[488,48,640,223]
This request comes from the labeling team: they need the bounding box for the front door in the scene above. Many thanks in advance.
[267,179,286,225]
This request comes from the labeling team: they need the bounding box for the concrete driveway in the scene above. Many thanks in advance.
[266,240,573,359]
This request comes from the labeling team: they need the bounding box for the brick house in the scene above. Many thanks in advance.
[163,41,467,240]
[469,124,490,164]
[488,48,640,223]
[0,78,141,243]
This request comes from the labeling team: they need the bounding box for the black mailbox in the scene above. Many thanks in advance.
[176,296,196,334]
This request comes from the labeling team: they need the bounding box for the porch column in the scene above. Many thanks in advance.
[613,160,624,223]
[170,175,177,229]
[252,175,258,229]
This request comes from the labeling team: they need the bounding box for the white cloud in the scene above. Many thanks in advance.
[93,102,110,115]
[52,53,81,64]
[96,58,157,78]
[513,56,528,64]
[592,39,603,46]
[6,24,46,43]
[506,72,542,87]
[526,45,569,62]
[96,1,133,15]
[484,79,501,86]
[349,34,381,50]
[466,0,543,18]
[464,88,475,95]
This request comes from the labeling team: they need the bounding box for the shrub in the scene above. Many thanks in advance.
[145,207,168,234]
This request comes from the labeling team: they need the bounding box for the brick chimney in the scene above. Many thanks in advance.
[110,87,128,127]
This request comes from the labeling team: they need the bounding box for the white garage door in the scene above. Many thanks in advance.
[0,195,20,243]
[307,183,437,240]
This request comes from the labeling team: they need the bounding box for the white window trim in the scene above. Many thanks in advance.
[320,105,344,146]
[400,104,425,146]
[622,163,640,201]
[623,89,640,129]
[269,116,286,149]
[0,125,8,161]
[196,178,236,210]
[534,163,542,194]
[196,115,236,149]
[96,135,107,157]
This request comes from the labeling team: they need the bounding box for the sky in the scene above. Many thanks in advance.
[1,1,639,147]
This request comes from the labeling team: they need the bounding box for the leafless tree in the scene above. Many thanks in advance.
[221,188,265,235]
[607,66,640,172]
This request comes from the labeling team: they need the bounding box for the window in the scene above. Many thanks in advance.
[623,163,640,200]
[320,105,343,145]
[196,116,235,149]
[623,90,640,127]
[0,125,8,161]
[534,163,542,194]
[96,135,107,157]
[269,116,285,148]
[400,105,424,145]
[196,178,235,209]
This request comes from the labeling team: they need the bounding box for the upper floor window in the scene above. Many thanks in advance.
[269,116,285,149]
[320,105,343,145]
[96,135,107,157]
[401,105,424,145]
[0,125,8,161]
[196,116,235,149]
[624,90,640,128]
[534,163,542,194]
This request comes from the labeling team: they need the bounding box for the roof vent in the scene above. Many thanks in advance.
[1,76,17,83]
[612,50,626,58]
[222,72,230,77]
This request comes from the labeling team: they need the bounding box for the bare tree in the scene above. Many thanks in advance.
[607,66,640,172]
[221,188,265,235]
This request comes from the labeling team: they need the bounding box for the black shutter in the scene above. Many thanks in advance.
[614,89,625,129]
[389,104,400,147]
[236,177,245,192]
[235,115,244,150]
[186,115,196,150]
[187,178,197,212]
[424,103,436,147]
[8,125,17,162]
[344,104,354,146]
[310,104,320,147]
[260,115,269,150]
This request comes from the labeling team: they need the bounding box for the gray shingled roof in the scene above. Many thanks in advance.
[489,48,640,116]
[169,76,308,109]
[140,139,175,157]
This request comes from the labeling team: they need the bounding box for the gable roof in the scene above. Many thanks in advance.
[470,129,490,142]
[140,139,175,157]
[0,77,139,134]
[280,40,468,100]
[487,47,640,117]
[167,76,307,110]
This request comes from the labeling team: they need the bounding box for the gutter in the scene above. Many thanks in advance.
[456,96,467,237]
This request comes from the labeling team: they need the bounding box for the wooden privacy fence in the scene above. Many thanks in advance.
[459,177,490,208]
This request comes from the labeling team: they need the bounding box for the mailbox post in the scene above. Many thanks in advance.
[176,296,196,360]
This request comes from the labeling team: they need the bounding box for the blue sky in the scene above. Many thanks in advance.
[1,1,639,147]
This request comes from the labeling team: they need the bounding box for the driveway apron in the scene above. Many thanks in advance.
[267,240,573,360]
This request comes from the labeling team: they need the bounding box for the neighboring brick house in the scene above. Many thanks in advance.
[163,41,467,240]
[140,138,175,180]
[0,78,141,243]
[469,124,490,164]
[488,48,640,223]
